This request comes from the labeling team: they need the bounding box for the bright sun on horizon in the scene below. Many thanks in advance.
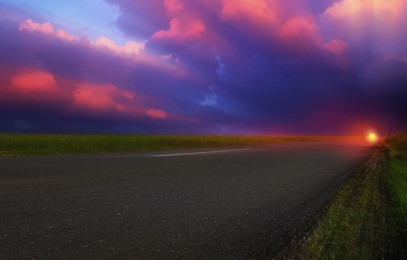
[367,132,379,143]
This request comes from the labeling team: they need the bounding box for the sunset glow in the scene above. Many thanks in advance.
[0,0,406,133]
[367,132,379,144]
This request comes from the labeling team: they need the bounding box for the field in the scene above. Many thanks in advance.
[296,132,407,259]
[0,134,348,156]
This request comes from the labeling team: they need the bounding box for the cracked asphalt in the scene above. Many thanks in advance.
[0,141,370,259]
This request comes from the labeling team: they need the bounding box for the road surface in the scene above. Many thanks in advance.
[0,141,370,259]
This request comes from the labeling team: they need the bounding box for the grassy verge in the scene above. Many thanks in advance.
[0,134,346,157]
[295,134,407,259]
[383,133,407,258]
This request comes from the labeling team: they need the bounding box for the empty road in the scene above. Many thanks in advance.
[0,141,370,259]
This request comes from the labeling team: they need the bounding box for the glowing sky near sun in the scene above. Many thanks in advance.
[0,0,406,134]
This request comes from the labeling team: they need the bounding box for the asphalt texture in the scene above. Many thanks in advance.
[0,141,371,259]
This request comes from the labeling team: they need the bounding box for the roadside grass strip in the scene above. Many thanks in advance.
[0,134,348,156]
[296,134,407,259]
[384,133,407,258]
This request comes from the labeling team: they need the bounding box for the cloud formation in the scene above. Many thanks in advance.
[0,0,406,134]
[19,19,76,41]
[10,70,58,93]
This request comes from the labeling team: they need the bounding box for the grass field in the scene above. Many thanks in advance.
[296,133,407,259]
[384,133,407,257]
[0,134,349,157]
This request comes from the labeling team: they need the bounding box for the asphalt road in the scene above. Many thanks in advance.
[0,141,370,259]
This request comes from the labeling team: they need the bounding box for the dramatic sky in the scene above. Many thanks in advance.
[0,0,406,134]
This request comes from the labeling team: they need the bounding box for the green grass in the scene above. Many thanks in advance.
[0,134,345,157]
[296,133,407,259]
[383,133,407,258]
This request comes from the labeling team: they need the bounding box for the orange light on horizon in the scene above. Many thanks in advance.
[367,131,379,143]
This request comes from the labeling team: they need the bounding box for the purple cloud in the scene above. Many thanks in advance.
[0,0,407,134]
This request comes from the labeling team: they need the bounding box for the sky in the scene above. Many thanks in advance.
[0,0,406,135]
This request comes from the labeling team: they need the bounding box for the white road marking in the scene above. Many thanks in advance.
[150,148,252,158]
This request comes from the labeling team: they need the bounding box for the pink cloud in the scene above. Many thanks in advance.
[10,70,58,93]
[278,17,350,55]
[19,19,75,41]
[72,83,136,113]
[277,16,329,54]
[3,14,212,125]
[0,68,69,107]
[279,16,320,43]
[55,30,76,42]
[19,19,145,58]
[95,36,145,56]
[212,1,329,53]
[152,17,206,41]
[325,39,349,55]
[149,1,339,56]
[19,19,54,34]
[2,67,173,121]
[71,82,169,120]
[220,0,277,25]
[145,108,168,119]
[164,0,184,14]
[325,0,405,19]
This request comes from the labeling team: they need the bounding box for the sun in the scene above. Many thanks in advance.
[367,132,379,143]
